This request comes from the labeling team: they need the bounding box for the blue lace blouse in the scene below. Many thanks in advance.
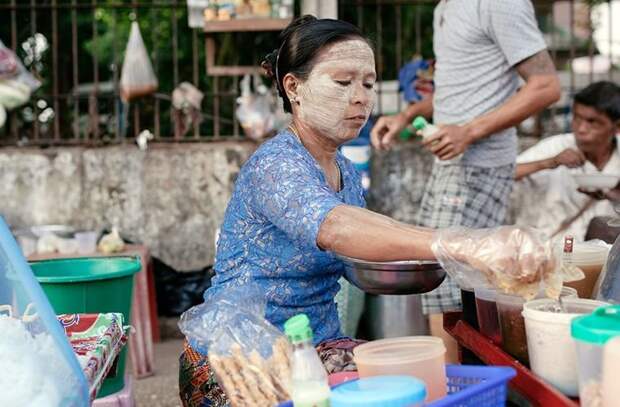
[206,130,365,344]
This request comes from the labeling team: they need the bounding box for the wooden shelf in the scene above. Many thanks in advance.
[203,17,292,33]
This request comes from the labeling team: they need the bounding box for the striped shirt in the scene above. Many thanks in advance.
[433,0,547,167]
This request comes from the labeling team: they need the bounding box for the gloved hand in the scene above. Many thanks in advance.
[431,226,562,299]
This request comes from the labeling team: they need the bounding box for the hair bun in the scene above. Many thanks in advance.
[261,49,279,80]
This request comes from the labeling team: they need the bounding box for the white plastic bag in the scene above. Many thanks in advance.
[120,22,158,102]
[235,74,277,141]
[0,40,41,116]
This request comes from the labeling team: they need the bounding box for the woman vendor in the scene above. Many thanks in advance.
[179,16,553,406]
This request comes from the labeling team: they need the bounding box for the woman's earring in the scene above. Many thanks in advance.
[291,96,299,104]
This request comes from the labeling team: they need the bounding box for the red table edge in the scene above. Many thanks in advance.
[443,312,579,407]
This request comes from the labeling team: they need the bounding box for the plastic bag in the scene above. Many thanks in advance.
[0,40,41,117]
[0,104,6,129]
[120,22,158,102]
[235,74,278,141]
[0,216,89,407]
[398,56,434,103]
[178,283,291,406]
[431,226,582,300]
[172,82,204,136]
[0,41,18,79]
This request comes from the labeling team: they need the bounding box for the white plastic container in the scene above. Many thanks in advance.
[602,336,620,407]
[353,336,446,401]
[522,298,609,396]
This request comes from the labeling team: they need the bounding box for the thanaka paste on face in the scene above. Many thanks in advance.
[293,39,376,143]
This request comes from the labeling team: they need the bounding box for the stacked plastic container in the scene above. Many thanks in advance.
[571,305,620,406]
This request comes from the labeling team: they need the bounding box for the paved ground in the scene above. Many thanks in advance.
[134,339,184,407]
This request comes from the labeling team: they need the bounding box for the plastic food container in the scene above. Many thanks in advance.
[474,286,501,344]
[353,336,446,401]
[522,298,608,396]
[460,287,479,330]
[571,305,620,407]
[497,287,577,365]
[330,376,426,407]
[562,241,609,299]
[602,336,620,407]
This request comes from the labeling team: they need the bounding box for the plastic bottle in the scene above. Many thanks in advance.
[412,116,440,139]
[284,314,331,407]
[412,116,461,164]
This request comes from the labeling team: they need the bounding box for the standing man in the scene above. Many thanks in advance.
[371,0,561,358]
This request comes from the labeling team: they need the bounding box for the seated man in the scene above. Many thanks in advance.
[514,81,620,239]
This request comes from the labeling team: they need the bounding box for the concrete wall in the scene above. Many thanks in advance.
[0,136,537,271]
[0,142,255,271]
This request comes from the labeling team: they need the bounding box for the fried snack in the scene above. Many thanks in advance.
[248,350,280,405]
[269,337,292,397]
[230,345,271,406]
[213,353,257,406]
[209,354,244,407]
[209,338,292,406]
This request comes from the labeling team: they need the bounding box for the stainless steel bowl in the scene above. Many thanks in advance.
[339,256,446,295]
[30,224,76,239]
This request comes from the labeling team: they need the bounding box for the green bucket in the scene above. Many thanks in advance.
[30,256,141,397]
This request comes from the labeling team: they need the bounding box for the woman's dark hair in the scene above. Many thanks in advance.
[261,15,370,113]
[574,81,620,122]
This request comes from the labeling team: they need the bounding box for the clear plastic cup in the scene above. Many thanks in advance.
[602,337,620,407]
[474,286,501,344]
[496,287,577,365]
[562,241,609,299]
[353,336,446,401]
[75,231,98,254]
[523,298,608,396]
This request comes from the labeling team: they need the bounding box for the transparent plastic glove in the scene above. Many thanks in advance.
[431,226,563,299]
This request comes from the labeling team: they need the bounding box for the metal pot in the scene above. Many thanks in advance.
[362,294,429,340]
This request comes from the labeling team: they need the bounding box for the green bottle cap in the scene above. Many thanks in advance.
[571,305,620,345]
[284,313,313,343]
[412,116,428,131]
[399,128,413,141]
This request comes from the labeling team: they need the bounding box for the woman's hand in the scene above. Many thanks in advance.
[432,226,558,298]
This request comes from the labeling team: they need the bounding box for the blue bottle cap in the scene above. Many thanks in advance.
[330,376,427,407]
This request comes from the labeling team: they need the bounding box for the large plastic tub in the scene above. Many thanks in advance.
[30,256,140,397]
[353,336,446,401]
[522,298,608,396]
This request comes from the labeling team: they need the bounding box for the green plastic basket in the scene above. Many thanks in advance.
[30,256,140,397]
